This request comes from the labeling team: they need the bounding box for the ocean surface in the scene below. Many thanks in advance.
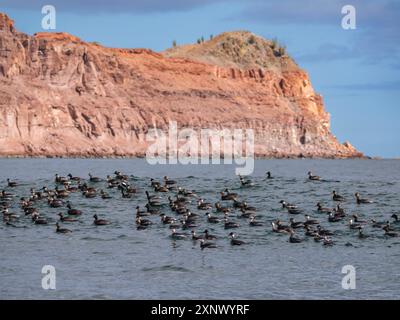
[0,158,399,300]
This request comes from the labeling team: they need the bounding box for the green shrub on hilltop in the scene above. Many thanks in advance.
[278,45,286,56]
[271,37,278,50]
[248,35,256,45]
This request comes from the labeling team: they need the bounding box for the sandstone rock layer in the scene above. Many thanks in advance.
[0,13,362,158]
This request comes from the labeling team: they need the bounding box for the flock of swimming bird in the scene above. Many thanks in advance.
[1,170,399,250]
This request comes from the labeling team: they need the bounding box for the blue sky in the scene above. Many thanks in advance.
[1,0,399,157]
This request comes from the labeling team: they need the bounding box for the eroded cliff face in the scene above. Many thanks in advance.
[0,13,362,158]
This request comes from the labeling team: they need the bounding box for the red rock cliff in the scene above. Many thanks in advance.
[0,13,362,158]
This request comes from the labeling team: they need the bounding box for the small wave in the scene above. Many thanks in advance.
[80,236,105,241]
[142,265,192,273]
[90,294,113,300]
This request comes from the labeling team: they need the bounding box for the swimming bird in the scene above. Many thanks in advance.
[107,176,119,188]
[174,194,190,205]
[181,219,198,230]
[308,171,320,181]
[164,176,177,185]
[93,214,110,225]
[1,190,14,200]
[32,213,47,225]
[249,216,263,226]
[197,199,212,210]
[178,187,197,197]
[313,234,324,242]
[203,229,217,240]
[323,237,334,246]
[238,208,254,219]
[67,174,81,181]
[287,207,303,215]
[3,216,17,227]
[100,190,112,199]
[239,175,253,187]
[279,200,298,210]
[63,183,78,193]
[316,225,333,236]
[146,191,162,203]
[160,214,176,224]
[0,201,10,209]
[145,203,160,215]
[114,171,129,180]
[215,202,230,213]
[289,231,303,243]
[119,182,137,194]
[371,219,386,228]
[332,190,345,202]
[148,196,163,206]
[136,206,150,217]
[7,178,18,187]
[66,202,82,216]
[56,222,72,234]
[88,173,101,183]
[233,199,246,209]
[271,221,291,234]
[229,232,245,245]
[55,174,68,184]
[58,213,78,222]
[304,215,319,225]
[154,184,169,192]
[349,219,362,230]
[304,226,318,237]
[317,202,332,213]
[23,206,38,216]
[328,213,342,222]
[206,213,221,223]
[242,202,256,212]
[224,218,239,229]
[136,216,152,227]
[355,192,373,204]
[150,178,161,188]
[191,230,203,240]
[334,204,346,216]
[266,171,273,179]
[2,209,19,220]
[224,189,238,197]
[220,191,236,201]
[358,227,369,239]
[289,218,304,229]
[29,188,44,200]
[383,226,398,237]
[55,187,70,199]
[83,189,97,198]
[121,189,133,198]
[383,221,395,231]
[391,214,400,224]
[352,214,366,224]
[48,197,64,208]
[199,239,217,250]
[170,228,187,240]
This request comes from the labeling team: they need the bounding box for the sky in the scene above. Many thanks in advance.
[1,0,399,158]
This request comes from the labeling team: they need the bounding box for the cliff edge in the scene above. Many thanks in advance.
[0,13,362,158]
